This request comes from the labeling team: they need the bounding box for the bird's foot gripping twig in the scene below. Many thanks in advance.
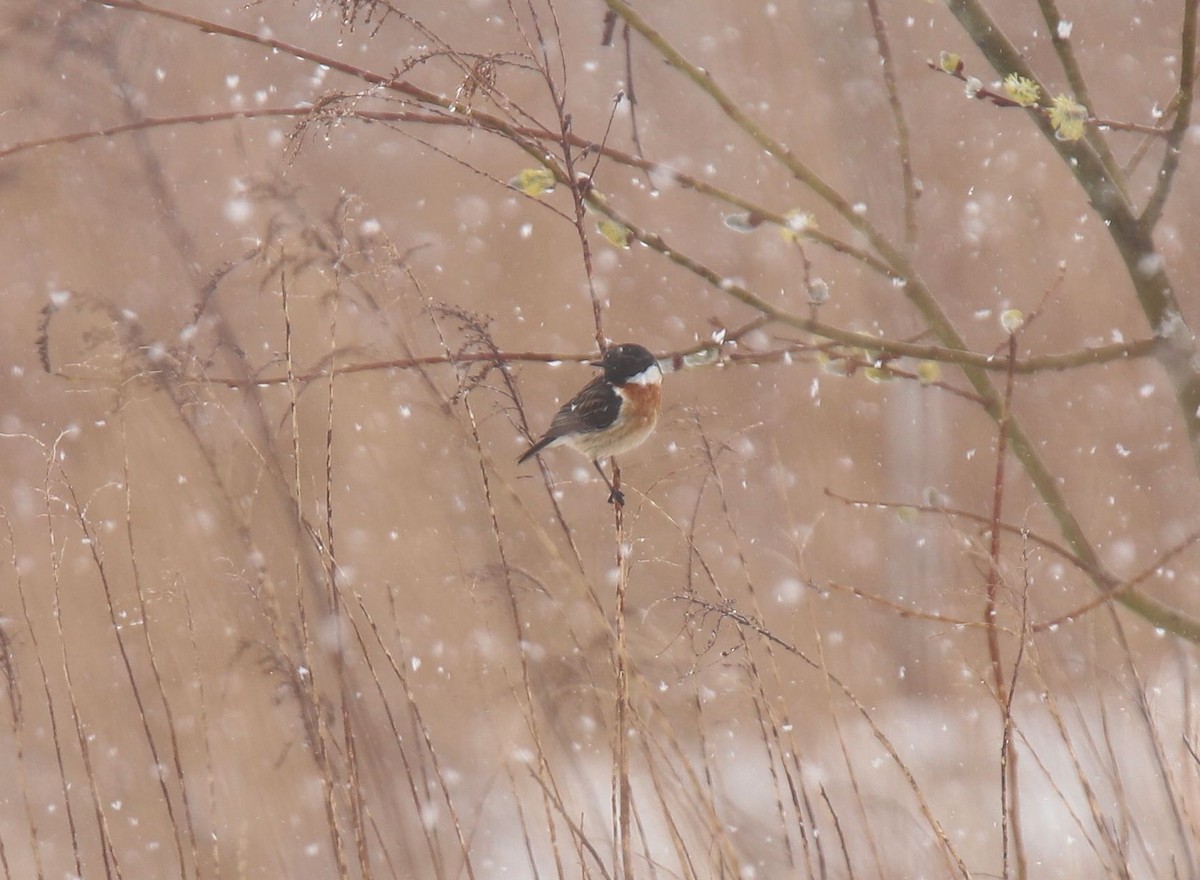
[593,459,625,506]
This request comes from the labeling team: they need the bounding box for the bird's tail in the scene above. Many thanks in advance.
[517,435,553,464]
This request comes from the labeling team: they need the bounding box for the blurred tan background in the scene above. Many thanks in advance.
[1,0,1199,877]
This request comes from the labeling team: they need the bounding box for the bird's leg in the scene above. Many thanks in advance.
[592,458,624,506]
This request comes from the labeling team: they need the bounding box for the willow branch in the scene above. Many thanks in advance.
[945,0,1200,499]
[1037,0,1134,205]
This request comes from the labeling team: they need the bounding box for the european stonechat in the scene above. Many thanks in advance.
[518,343,663,505]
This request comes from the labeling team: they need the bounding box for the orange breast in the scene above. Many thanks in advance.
[620,382,662,427]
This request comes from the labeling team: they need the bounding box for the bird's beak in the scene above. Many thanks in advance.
[588,358,604,368]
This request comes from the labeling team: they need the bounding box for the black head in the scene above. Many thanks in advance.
[593,343,658,384]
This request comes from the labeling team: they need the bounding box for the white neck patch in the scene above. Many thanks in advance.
[625,362,663,386]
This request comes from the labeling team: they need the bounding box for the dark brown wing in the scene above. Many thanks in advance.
[518,375,621,462]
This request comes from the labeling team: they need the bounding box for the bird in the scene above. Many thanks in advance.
[518,343,663,505]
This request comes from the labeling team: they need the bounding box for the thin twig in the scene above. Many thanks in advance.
[984,329,1025,879]
[1140,0,1199,229]
[865,0,918,250]
[614,493,635,880]
[1032,527,1200,631]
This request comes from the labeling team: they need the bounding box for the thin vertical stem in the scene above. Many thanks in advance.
[864,0,918,250]
[987,331,1027,880]
[613,477,634,880]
